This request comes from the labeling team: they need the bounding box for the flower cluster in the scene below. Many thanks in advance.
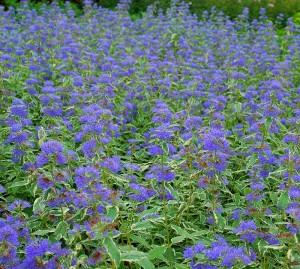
[184,236,256,268]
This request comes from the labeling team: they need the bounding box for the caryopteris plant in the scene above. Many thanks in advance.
[0,0,299,268]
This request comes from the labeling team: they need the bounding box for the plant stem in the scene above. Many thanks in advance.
[162,181,173,268]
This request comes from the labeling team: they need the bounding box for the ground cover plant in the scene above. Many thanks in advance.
[0,0,300,268]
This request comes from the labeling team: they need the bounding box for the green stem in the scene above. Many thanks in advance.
[162,181,173,268]
[175,182,194,224]
[263,254,267,269]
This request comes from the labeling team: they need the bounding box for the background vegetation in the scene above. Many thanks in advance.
[1,0,300,25]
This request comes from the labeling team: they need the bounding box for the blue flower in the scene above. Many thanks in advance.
[36,140,67,167]
[38,174,54,190]
[183,247,194,259]
[10,99,28,117]
[0,224,20,246]
[124,163,140,171]
[128,183,156,202]
[101,156,122,173]
[233,220,257,243]
[0,185,5,193]
[8,200,31,211]
[191,262,218,269]
[203,128,230,152]
[289,187,300,199]
[75,166,100,189]
[19,239,70,269]
[40,140,64,155]
[148,145,164,156]
[145,165,176,183]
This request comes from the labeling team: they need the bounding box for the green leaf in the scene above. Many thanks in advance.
[149,246,167,260]
[264,245,285,250]
[246,155,257,170]
[33,197,44,213]
[121,250,147,261]
[103,236,121,268]
[55,221,69,240]
[278,192,290,209]
[161,142,169,154]
[265,117,272,130]
[165,183,180,201]
[137,258,155,269]
[191,137,198,146]
[258,240,268,256]
[106,206,119,221]
[234,102,242,113]
[171,225,193,239]
[163,247,176,261]
[270,192,278,205]
[175,264,190,269]
[139,206,160,219]
[183,138,192,146]
[234,193,241,205]
[213,212,226,229]
[132,219,152,230]
[29,182,38,197]
[67,207,87,222]
[38,127,47,145]
[243,187,252,195]
[129,234,151,249]
[171,236,186,244]
[50,207,69,216]
[140,164,150,172]
[32,229,55,236]
[9,180,30,188]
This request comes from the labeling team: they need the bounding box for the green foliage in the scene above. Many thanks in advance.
[294,12,300,24]
[4,0,19,9]
[190,0,300,21]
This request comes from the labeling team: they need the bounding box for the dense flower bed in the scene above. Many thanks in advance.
[0,0,299,268]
